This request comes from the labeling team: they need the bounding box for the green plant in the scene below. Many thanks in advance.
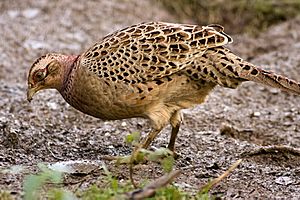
[23,163,71,200]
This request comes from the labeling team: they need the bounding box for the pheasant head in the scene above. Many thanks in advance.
[27,53,79,102]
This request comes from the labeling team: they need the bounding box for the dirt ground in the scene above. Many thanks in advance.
[0,0,300,199]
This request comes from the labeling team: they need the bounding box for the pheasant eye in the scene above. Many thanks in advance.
[34,70,46,81]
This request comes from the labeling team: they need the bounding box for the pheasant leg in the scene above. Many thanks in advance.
[141,128,163,149]
[167,123,180,152]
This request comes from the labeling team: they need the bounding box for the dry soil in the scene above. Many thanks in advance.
[0,1,300,199]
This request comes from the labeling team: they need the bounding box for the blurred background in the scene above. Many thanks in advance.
[158,0,300,34]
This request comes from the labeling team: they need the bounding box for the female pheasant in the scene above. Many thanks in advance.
[27,22,300,153]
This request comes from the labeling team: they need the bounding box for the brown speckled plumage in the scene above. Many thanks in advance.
[27,22,300,152]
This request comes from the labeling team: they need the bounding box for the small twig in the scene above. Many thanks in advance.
[241,145,300,158]
[46,141,64,161]
[199,159,242,192]
[122,170,181,200]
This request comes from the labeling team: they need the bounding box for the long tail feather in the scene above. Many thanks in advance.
[211,47,300,95]
[238,62,300,95]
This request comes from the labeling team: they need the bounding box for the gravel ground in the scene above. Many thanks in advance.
[0,1,300,199]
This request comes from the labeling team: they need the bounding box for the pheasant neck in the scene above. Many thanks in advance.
[57,54,80,91]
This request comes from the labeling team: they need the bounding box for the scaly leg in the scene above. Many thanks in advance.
[167,110,182,153]
[141,128,163,149]
[167,123,180,152]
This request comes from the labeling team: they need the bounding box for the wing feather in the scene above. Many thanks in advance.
[80,22,232,83]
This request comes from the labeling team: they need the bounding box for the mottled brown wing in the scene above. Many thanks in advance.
[80,21,232,84]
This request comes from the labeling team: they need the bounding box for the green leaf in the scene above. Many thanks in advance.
[125,132,140,144]
[155,185,184,200]
[147,147,172,161]
[161,156,175,173]
[111,178,119,192]
[23,164,63,200]
[48,189,77,200]
[135,151,145,163]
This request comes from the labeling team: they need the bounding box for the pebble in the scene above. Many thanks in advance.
[22,8,40,19]
[7,10,20,18]
[275,176,293,186]
[174,182,193,189]
[0,116,8,123]
[47,102,59,110]
[253,111,261,117]
[270,88,279,94]
[24,39,50,50]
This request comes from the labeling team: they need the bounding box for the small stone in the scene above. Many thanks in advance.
[0,116,8,123]
[275,176,293,186]
[270,88,279,94]
[22,8,40,19]
[253,111,261,117]
[121,122,127,127]
[174,182,192,189]
[47,102,59,110]
[24,39,49,50]
[7,10,20,18]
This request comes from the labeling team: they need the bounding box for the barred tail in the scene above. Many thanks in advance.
[212,47,300,95]
[238,63,300,95]
[194,47,300,95]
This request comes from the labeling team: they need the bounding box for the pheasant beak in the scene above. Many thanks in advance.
[27,84,38,102]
